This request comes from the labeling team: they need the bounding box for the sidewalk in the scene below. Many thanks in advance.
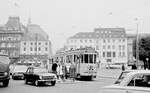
[97,68,122,79]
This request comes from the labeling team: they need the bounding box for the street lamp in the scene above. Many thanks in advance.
[135,18,139,69]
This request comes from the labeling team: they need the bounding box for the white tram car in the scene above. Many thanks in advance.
[54,47,98,80]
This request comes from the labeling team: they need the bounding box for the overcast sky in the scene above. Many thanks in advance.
[0,0,150,54]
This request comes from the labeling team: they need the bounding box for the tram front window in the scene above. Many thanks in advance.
[84,54,88,63]
[94,54,96,63]
[89,54,93,63]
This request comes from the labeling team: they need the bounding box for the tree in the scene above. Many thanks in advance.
[133,36,150,69]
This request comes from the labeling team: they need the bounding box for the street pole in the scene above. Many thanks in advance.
[136,22,139,69]
[35,33,38,65]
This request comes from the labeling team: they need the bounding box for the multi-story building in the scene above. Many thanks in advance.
[126,34,136,65]
[66,28,128,65]
[20,24,52,67]
[0,17,25,59]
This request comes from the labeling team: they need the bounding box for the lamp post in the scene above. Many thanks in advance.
[136,23,139,69]
[135,18,139,69]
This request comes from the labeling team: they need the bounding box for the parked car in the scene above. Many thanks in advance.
[98,70,150,93]
[24,66,57,86]
[0,54,10,87]
[12,65,28,80]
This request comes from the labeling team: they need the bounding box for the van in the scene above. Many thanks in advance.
[0,54,10,87]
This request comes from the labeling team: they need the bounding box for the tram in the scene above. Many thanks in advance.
[54,47,98,80]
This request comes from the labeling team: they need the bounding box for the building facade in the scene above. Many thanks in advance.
[127,34,136,65]
[0,17,25,59]
[66,28,128,65]
[20,24,52,67]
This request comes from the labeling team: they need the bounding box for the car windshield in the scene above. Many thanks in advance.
[14,66,28,72]
[0,55,10,64]
[34,68,48,73]
[115,71,130,84]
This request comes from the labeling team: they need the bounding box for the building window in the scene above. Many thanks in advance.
[107,52,111,57]
[24,42,26,45]
[122,45,125,50]
[103,45,106,49]
[96,40,99,43]
[112,45,115,49]
[39,42,41,45]
[96,45,99,50]
[89,40,92,43]
[113,52,116,57]
[45,47,48,51]
[35,48,37,51]
[119,45,121,50]
[103,52,105,57]
[119,52,121,57]
[30,47,32,51]
[38,47,41,51]
[108,45,111,49]
[108,39,110,43]
[31,42,33,45]
[113,39,115,42]
[123,52,125,57]
[103,39,106,43]
[35,42,37,45]
[24,48,26,51]
[45,42,48,45]
[80,40,83,43]
[85,40,87,43]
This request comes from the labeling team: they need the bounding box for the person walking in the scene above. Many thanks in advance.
[122,64,125,71]
[57,63,63,81]
[61,63,68,82]
[52,62,58,75]
[69,62,76,82]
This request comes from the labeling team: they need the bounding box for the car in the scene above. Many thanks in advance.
[98,70,150,93]
[24,66,57,86]
[0,54,10,87]
[11,65,28,80]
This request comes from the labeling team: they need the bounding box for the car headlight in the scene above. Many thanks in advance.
[39,76,42,79]
[4,72,8,76]
[54,75,57,79]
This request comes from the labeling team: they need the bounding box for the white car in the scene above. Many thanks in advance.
[98,70,150,93]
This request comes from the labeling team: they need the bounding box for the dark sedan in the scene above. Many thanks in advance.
[24,66,57,86]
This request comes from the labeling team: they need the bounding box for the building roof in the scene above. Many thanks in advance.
[0,16,26,34]
[27,24,49,39]
[21,32,48,41]
[69,28,126,39]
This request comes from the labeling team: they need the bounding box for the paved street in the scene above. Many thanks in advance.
[0,68,120,93]
[0,77,116,93]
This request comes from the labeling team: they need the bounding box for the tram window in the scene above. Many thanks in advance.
[81,55,83,63]
[94,54,96,63]
[89,54,93,63]
[84,54,88,63]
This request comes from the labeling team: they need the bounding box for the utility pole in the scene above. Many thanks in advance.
[136,22,139,69]
[35,33,38,65]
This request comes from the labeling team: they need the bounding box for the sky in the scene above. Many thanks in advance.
[0,0,150,54]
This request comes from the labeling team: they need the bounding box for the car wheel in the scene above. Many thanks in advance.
[35,80,39,86]
[24,79,28,84]
[51,81,56,86]
[3,80,9,87]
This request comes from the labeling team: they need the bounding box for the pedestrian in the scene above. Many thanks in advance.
[61,63,68,82]
[57,63,63,81]
[69,62,76,82]
[122,64,125,71]
[52,62,58,75]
